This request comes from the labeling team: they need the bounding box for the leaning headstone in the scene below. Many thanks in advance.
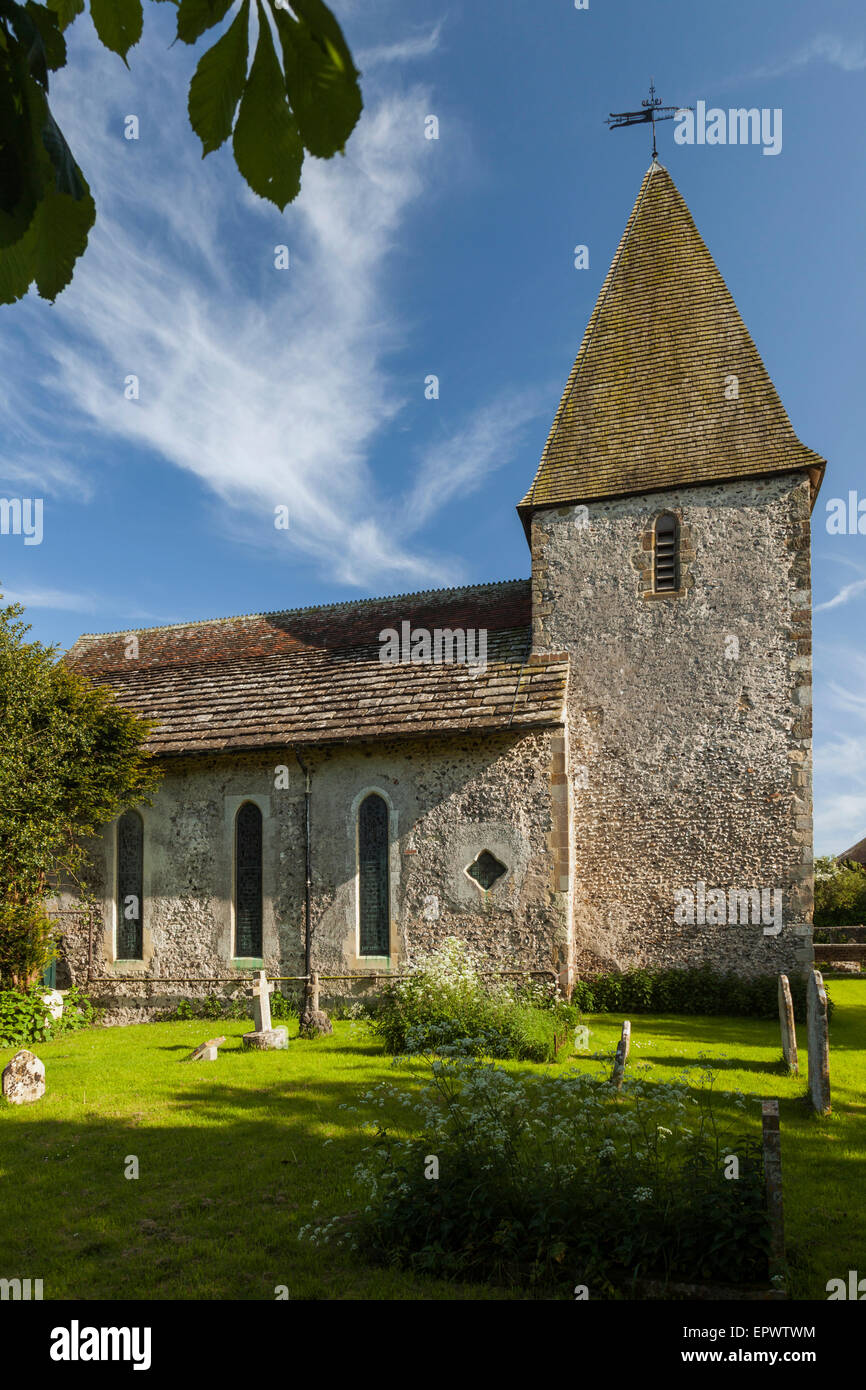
[2,1049,46,1105]
[183,1035,226,1062]
[761,1098,785,1282]
[807,969,831,1115]
[299,971,333,1038]
[777,975,799,1076]
[252,970,274,1033]
[243,1027,288,1051]
[611,1020,631,1089]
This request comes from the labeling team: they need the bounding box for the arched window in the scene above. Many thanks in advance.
[358,793,390,956]
[117,810,144,960]
[235,802,263,957]
[654,512,679,592]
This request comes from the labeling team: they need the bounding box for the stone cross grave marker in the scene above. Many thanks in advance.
[777,974,798,1076]
[807,969,831,1115]
[611,1020,631,1089]
[253,971,274,1033]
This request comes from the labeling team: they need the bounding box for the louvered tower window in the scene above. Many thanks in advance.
[358,793,390,956]
[117,810,144,960]
[654,513,679,592]
[235,802,263,957]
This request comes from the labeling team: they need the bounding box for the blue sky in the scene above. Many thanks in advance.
[1,0,865,854]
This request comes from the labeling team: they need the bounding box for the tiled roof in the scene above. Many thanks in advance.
[838,837,866,867]
[519,163,825,525]
[65,580,567,756]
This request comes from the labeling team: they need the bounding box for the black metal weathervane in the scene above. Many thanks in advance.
[605,79,693,161]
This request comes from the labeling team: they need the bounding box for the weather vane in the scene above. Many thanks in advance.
[605,79,693,161]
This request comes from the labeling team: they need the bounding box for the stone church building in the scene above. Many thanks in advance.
[60,164,825,1014]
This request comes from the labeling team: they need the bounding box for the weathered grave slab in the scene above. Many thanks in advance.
[807,969,831,1115]
[2,1049,45,1105]
[243,1027,288,1051]
[777,974,798,1076]
[611,1020,631,1089]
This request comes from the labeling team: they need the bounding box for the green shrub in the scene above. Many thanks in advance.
[303,1054,769,1294]
[571,964,821,1023]
[0,900,58,989]
[0,984,96,1046]
[814,855,866,928]
[371,939,562,1062]
[171,990,299,1023]
[271,991,299,1023]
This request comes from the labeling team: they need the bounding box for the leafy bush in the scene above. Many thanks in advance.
[814,855,866,929]
[0,900,58,989]
[172,990,299,1024]
[303,1053,769,1294]
[571,964,821,1023]
[0,984,96,1047]
[371,939,561,1062]
[271,991,299,1023]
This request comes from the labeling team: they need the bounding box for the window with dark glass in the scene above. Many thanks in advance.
[654,512,679,592]
[117,810,144,960]
[235,802,263,957]
[358,793,390,956]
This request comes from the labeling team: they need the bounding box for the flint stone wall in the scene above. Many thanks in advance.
[57,729,569,1019]
[531,471,815,980]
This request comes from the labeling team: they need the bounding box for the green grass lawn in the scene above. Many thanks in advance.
[1,982,864,1301]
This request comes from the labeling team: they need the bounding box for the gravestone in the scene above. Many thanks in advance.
[611,1020,631,1089]
[2,1049,45,1105]
[252,970,274,1033]
[299,971,333,1038]
[183,1035,226,1062]
[243,971,287,1051]
[806,969,831,1115]
[777,974,798,1076]
[41,990,64,1023]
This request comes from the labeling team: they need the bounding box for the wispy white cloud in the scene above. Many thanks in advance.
[0,20,523,595]
[358,22,443,69]
[402,390,546,530]
[815,576,866,612]
[1,585,96,612]
[745,33,866,80]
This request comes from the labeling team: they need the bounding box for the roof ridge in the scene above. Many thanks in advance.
[70,576,531,644]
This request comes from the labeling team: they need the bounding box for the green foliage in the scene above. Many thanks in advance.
[371,939,564,1063]
[570,964,821,1024]
[0,900,57,986]
[172,989,299,1022]
[0,595,160,984]
[304,1055,770,1293]
[814,855,866,930]
[0,0,96,304]
[0,0,362,303]
[0,982,95,1044]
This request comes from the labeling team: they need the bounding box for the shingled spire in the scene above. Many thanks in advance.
[518,163,825,530]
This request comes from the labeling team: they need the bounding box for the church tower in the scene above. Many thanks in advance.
[519,163,825,980]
